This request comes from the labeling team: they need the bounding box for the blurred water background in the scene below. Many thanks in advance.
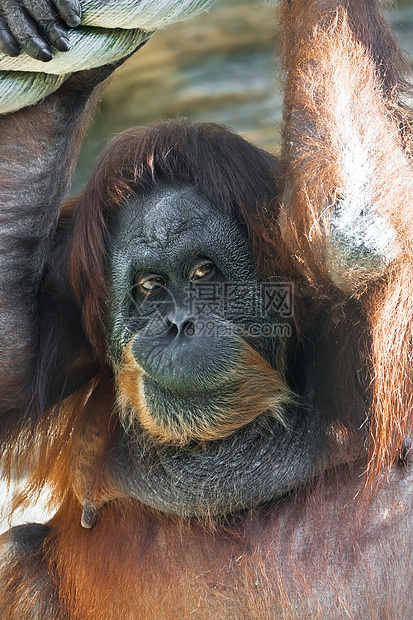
[72,0,413,192]
[2,0,413,532]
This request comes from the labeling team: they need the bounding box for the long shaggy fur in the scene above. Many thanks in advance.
[278,0,413,478]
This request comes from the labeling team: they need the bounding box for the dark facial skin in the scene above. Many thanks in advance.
[106,185,283,439]
[107,185,257,359]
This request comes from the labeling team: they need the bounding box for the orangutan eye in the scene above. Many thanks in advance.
[188,260,216,282]
[137,274,166,296]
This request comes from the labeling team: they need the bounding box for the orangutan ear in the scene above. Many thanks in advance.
[279,3,413,293]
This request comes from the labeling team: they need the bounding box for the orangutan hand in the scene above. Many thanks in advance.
[0,0,81,60]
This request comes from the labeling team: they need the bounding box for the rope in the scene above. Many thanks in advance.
[0,0,214,114]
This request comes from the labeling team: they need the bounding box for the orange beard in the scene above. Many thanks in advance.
[116,339,292,445]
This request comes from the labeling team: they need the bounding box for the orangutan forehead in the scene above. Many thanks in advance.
[141,186,218,241]
[107,185,253,277]
[117,185,247,246]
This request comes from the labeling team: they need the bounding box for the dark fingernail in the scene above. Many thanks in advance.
[65,13,81,27]
[36,47,53,62]
[54,36,70,52]
[4,42,20,57]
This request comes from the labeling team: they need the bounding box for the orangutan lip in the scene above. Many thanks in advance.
[141,373,232,400]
